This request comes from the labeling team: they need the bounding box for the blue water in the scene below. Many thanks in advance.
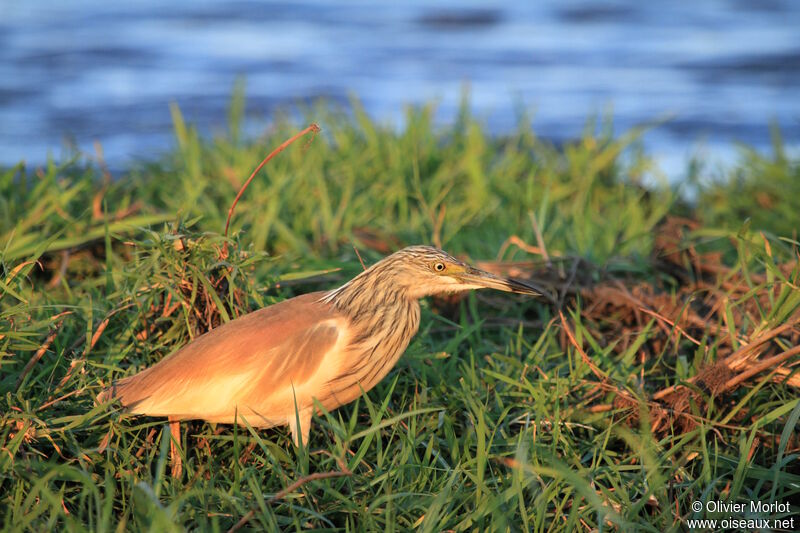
[2,0,799,178]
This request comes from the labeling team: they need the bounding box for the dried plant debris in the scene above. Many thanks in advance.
[482,216,800,437]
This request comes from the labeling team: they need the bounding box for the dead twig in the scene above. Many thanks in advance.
[222,123,321,257]
[721,314,800,369]
[169,418,183,480]
[498,235,549,261]
[36,389,82,412]
[723,344,800,391]
[15,319,66,392]
[638,306,702,347]
[652,315,800,401]
[559,311,607,381]
[228,462,352,532]
[353,245,367,271]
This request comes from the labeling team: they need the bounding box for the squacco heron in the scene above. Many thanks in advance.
[100,246,537,455]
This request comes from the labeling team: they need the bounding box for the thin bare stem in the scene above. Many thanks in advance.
[222,123,321,252]
[228,466,351,532]
[559,311,607,381]
[353,245,367,271]
[15,319,65,392]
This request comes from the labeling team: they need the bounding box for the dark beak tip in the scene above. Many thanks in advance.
[517,288,541,297]
[506,277,543,297]
[461,268,540,297]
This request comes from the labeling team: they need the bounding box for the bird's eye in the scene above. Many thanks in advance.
[433,262,446,272]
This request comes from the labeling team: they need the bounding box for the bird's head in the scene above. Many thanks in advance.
[377,245,539,300]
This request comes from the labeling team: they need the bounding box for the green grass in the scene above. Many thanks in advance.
[1,92,799,531]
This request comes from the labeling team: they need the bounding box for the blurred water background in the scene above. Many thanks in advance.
[1,0,799,179]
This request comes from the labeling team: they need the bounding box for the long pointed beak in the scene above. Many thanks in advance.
[458,266,540,296]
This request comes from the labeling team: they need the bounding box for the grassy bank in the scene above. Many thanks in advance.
[2,96,799,531]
